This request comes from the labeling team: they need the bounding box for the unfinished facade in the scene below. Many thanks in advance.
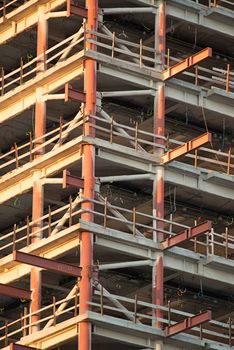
[0,0,233,350]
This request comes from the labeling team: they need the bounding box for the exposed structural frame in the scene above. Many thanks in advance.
[0,0,232,349]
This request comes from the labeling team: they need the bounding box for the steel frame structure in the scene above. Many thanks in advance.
[0,0,233,350]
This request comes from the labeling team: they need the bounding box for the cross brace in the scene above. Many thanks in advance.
[161,221,212,250]
[163,47,212,80]
[0,283,31,300]
[65,83,86,103]
[165,310,212,337]
[13,251,82,277]
[161,132,212,164]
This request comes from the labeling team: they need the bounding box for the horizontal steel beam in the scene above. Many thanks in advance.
[67,0,87,17]
[0,136,83,204]
[164,310,212,337]
[13,251,82,277]
[167,1,234,38]
[65,83,86,103]
[0,51,84,124]
[161,221,212,250]
[102,7,155,14]
[0,0,66,45]
[163,48,212,80]
[10,344,37,350]
[0,283,31,300]
[161,132,212,164]
[0,224,82,284]
[63,170,84,189]
[99,174,153,183]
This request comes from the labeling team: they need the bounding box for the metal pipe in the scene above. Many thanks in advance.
[99,260,152,270]
[99,173,153,183]
[101,90,153,97]
[30,7,47,334]
[102,7,155,14]
[79,2,97,350]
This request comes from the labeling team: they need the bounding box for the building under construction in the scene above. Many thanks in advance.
[0,0,233,349]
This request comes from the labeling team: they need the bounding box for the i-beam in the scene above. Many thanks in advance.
[0,283,31,300]
[161,221,212,250]
[13,251,82,277]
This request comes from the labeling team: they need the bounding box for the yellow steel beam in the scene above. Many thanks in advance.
[0,223,81,284]
[0,0,67,45]
[161,132,212,164]
[163,47,212,80]
[0,136,83,204]
[0,51,84,124]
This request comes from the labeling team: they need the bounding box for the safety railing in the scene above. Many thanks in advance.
[85,29,159,70]
[167,137,234,176]
[166,51,234,93]
[0,290,79,347]
[0,196,233,261]
[1,111,233,179]
[0,112,85,176]
[0,28,84,96]
[0,0,25,19]
[191,0,234,11]
[0,287,232,347]
[90,289,234,347]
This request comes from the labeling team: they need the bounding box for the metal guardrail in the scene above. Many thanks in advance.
[0,291,80,346]
[0,196,233,260]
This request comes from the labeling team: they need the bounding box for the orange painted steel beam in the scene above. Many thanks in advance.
[67,0,88,17]
[163,47,212,80]
[65,83,86,103]
[13,251,82,277]
[161,221,212,250]
[165,310,212,337]
[161,132,212,164]
[63,170,84,189]
[0,283,31,300]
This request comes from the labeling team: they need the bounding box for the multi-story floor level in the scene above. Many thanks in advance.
[0,0,233,350]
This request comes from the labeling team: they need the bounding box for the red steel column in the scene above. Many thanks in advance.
[30,7,47,333]
[152,0,165,334]
[79,1,97,350]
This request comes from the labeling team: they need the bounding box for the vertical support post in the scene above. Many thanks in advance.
[30,6,47,334]
[79,2,97,350]
[153,1,165,340]
[155,1,165,70]
[152,256,164,329]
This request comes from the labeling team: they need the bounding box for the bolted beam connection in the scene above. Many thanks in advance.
[161,132,212,164]
[165,310,212,337]
[0,283,31,301]
[67,0,88,17]
[65,83,86,103]
[163,47,212,80]
[13,251,82,277]
[63,170,84,189]
[161,221,212,250]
